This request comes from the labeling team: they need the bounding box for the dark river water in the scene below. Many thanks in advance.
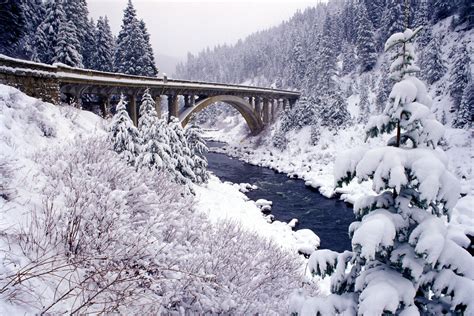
[205,142,354,253]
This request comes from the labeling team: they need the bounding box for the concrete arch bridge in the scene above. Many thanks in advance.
[0,55,300,135]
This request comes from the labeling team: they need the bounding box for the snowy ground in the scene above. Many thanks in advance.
[0,85,328,313]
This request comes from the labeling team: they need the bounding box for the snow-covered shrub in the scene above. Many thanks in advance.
[0,157,14,200]
[1,134,304,314]
[293,28,474,315]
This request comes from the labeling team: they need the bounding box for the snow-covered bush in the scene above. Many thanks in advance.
[292,28,474,315]
[1,134,303,314]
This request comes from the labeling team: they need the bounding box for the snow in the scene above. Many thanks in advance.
[0,85,315,314]
[193,176,320,254]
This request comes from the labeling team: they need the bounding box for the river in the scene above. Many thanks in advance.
[205,142,354,253]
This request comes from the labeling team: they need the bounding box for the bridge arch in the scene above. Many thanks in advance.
[179,95,264,135]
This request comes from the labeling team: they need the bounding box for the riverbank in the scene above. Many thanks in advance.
[203,119,473,205]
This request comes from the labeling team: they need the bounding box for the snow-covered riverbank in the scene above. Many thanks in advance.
[203,117,473,229]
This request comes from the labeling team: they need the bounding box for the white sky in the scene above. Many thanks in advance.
[87,0,318,60]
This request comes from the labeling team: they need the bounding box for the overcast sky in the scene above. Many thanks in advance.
[88,0,317,61]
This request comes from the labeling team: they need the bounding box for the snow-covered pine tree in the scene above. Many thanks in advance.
[319,91,351,130]
[362,0,385,29]
[108,94,140,165]
[93,16,114,72]
[358,77,370,123]
[63,0,92,67]
[185,124,210,184]
[380,0,405,47]
[449,43,472,112]
[288,38,306,89]
[457,0,474,30]
[431,0,454,23]
[341,44,357,75]
[453,77,473,129]
[292,27,473,315]
[375,57,392,113]
[114,0,156,76]
[135,89,172,171]
[413,0,430,49]
[53,20,83,67]
[422,34,446,85]
[356,2,377,73]
[0,0,26,56]
[16,0,45,59]
[33,0,65,64]
[139,20,158,77]
[168,117,196,186]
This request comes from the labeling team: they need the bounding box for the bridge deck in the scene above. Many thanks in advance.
[0,54,299,100]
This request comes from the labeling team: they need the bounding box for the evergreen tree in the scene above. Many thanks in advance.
[319,91,351,130]
[185,124,210,184]
[139,19,158,76]
[114,0,156,76]
[63,0,91,66]
[341,44,357,75]
[168,118,196,186]
[422,34,446,85]
[414,0,430,49]
[356,2,378,73]
[0,0,26,56]
[82,18,97,69]
[288,38,306,88]
[53,20,83,67]
[453,77,473,129]
[457,0,474,30]
[362,0,385,29]
[431,0,454,23]
[293,27,472,316]
[16,0,45,59]
[33,0,65,64]
[380,0,405,46]
[93,16,114,71]
[358,78,370,123]
[136,90,172,171]
[108,95,139,165]
[449,43,471,111]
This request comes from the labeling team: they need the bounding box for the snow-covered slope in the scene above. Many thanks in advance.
[0,85,323,314]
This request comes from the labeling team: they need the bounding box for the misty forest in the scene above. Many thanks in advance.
[0,0,473,314]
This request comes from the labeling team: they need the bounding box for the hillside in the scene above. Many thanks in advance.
[0,85,323,314]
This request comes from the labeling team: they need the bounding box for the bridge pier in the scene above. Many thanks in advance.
[184,95,191,108]
[248,96,254,111]
[154,95,162,118]
[128,94,138,126]
[255,97,262,120]
[263,98,270,124]
[168,94,179,122]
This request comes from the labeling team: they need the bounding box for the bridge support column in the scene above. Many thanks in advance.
[100,95,109,118]
[128,94,138,126]
[190,94,196,107]
[248,96,254,110]
[154,95,162,118]
[255,97,262,119]
[272,99,278,122]
[263,99,270,125]
[184,95,191,108]
[168,94,179,122]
